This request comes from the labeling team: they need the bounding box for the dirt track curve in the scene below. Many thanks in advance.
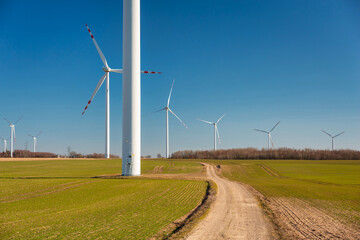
[185,164,271,240]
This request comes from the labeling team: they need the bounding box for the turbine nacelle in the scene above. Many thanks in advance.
[102,67,111,72]
[2,115,23,158]
[254,121,280,149]
[149,80,187,158]
[322,130,345,150]
[198,113,226,151]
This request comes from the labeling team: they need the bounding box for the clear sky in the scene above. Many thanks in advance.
[0,0,359,157]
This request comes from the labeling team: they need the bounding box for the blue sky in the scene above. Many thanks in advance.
[0,0,359,156]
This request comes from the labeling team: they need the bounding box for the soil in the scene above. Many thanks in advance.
[268,197,360,240]
[184,164,274,240]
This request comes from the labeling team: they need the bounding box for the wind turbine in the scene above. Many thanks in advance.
[198,113,226,151]
[0,137,7,153]
[122,0,162,176]
[27,131,42,153]
[254,121,280,150]
[152,80,188,158]
[322,130,345,150]
[2,116,23,158]
[82,24,160,159]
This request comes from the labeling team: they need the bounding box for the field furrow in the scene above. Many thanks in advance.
[0,171,207,240]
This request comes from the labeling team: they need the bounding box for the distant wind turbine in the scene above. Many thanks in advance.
[198,113,226,151]
[0,137,7,153]
[81,24,161,159]
[152,80,188,158]
[27,131,42,153]
[2,116,23,158]
[254,121,280,150]
[322,130,345,150]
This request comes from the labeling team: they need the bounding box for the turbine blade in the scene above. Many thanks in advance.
[270,134,275,148]
[82,73,107,115]
[110,69,123,73]
[197,119,213,125]
[334,131,345,138]
[142,108,165,117]
[254,129,268,133]
[322,130,332,137]
[270,121,280,132]
[141,71,161,74]
[169,108,188,128]
[215,125,221,143]
[85,24,108,68]
[1,116,11,124]
[36,131,42,137]
[216,113,226,124]
[27,133,33,138]
[167,80,175,107]
[14,115,23,125]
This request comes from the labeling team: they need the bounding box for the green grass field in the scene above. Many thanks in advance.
[3,158,358,238]
[205,159,360,226]
[0,159,205,239]
[0,159,202,178]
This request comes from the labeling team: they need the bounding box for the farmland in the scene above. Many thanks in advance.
[2,158,359,239]
[0,159,203,178]
[204,159,360,238]
[0,159,206,239]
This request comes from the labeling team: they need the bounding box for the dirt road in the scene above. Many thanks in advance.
[185,164,272,240]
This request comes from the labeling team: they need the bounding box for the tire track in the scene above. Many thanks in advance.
[270,197,359,239]
[0,180,86,201]
[258,164,280,177]
[1,180,94,204]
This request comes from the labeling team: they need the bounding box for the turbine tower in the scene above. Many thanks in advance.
[82,24,160,160]
[27,131,42,153]
[2,116,23,158]
[198,113,226,151]
[123,0,144,175]
[254,121,280,150]
[322,130,345,150]
[0,137,7,153]
[152,80,188,158]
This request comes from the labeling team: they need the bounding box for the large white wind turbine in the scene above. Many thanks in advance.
[2,116,23,158]
[254,121,280,150]
[153,80,188,158]
[0,137,7,153]
[322,130,345,150]
[82,24,160,160]
[198,114,226,151]
[122,0,162,176]
[27,131,42,153]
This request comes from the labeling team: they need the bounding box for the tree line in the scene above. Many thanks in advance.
[0,150,57,158]
[0,150,119,158]
[171,148,360,160]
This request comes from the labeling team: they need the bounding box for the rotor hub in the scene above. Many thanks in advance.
[103,67,111,72]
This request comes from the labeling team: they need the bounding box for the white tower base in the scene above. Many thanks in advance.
[122,0,141,176]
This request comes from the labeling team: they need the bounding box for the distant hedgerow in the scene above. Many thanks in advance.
[171,148,360,160]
